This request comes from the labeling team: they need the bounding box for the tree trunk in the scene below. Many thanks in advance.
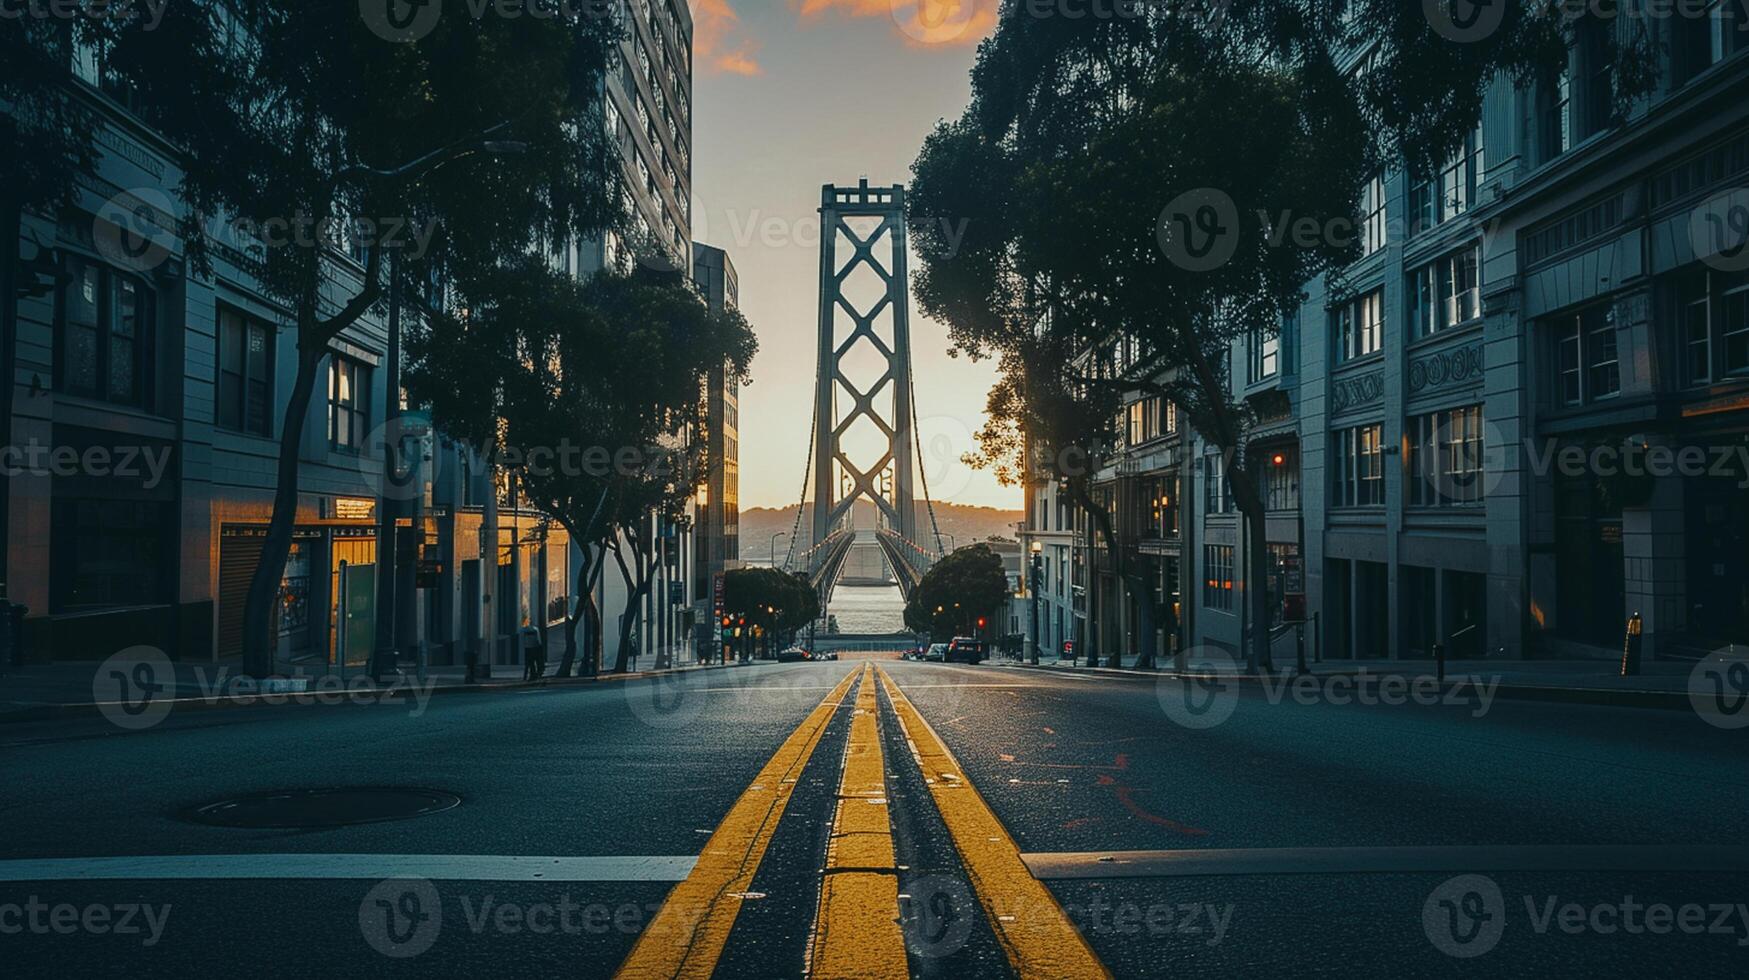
[1229,464,1273,673]
[609,535,655,674]
[240,346,324,676]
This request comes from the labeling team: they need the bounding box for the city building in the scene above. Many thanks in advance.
[1038,13,1749,667]
[589,0,699,670]
[692,242,741,659]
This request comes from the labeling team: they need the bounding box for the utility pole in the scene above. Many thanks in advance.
[472,457,498,683]
[1030,542,1043,664]
[373,250,401,681]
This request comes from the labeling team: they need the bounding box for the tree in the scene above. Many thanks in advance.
[407,260,756,677]
[103,1,626,676]
[911,1,1655,671]
[904,544,1010,641]
[723,567,818,658]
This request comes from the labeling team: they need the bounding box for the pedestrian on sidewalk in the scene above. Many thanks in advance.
[520,619,547,682]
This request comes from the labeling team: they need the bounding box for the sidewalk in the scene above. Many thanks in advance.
[995,652,1725,711]
[0,653,749,724]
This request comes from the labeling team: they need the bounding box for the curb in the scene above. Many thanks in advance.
[991,661,1695,712]
[0,660,755,727]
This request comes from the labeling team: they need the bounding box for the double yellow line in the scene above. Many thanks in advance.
[616,662,1108,979]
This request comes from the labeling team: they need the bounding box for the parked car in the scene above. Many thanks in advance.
[776,647,811,662]
[946,637,987,663]
[815,651,838,661]
[923,643,948,662]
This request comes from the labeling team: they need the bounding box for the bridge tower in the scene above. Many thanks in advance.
[810,180,919,550]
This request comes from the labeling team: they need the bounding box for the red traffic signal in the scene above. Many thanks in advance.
[976,616,987,629]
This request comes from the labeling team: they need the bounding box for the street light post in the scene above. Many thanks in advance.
[771,531,789,569]
[1029,541,1043,665]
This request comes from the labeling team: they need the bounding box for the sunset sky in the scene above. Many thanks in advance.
[689,1,1015,511]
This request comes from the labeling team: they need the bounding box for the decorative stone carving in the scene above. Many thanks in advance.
[1407,343,1483,395]
[1331,371,1384,414]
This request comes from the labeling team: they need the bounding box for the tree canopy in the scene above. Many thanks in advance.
[910,1,1656,668]
[904,544,1011,641]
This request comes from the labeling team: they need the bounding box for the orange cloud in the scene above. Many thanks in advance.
[798,0,998,49]
[694,0,765,76]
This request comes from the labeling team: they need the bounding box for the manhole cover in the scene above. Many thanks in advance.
[183,788,461,829]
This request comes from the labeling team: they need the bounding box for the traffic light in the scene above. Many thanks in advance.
[976,616,987,629]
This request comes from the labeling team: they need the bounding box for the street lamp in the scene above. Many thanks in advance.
[1029,540,1044,665]
[771,531,789,568]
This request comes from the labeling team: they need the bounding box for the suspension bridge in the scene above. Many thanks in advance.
[778,181,945,610]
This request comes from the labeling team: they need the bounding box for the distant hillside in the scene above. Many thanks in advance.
[740,501,1023,563]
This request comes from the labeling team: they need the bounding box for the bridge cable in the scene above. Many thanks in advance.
[783,380,818,572]
[908,358,947,558]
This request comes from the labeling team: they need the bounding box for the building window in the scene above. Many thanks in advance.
[1203,545,1234,612]
[1203,454,1231,515]
[1265,447,1299,512]
[1681,270,1749,383]
[1678,0,1744,81]
[57,255,154,408]
[1539,69,1573,162]
[328,356,371,453]
[217,308,274,436]
[1410,125,1483,234]
[1332,424,1384,507]
[1408,405,1485,506]
[1334,289,1383,364]
[1552,305,1620,406]
[1408,246,1480,340]
[51,499,171,611]
[1359,173,1386,257]
[1248,328,1280,383]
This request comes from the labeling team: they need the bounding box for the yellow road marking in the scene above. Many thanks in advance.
[616,668,861,980]
[807,664,908,978]
[876,666,1111,979]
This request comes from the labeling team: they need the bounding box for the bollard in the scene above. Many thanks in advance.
[1434,643,1445,685]
[1620,612,1643,677]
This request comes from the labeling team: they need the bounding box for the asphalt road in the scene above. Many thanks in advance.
[3,656,1747,978]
